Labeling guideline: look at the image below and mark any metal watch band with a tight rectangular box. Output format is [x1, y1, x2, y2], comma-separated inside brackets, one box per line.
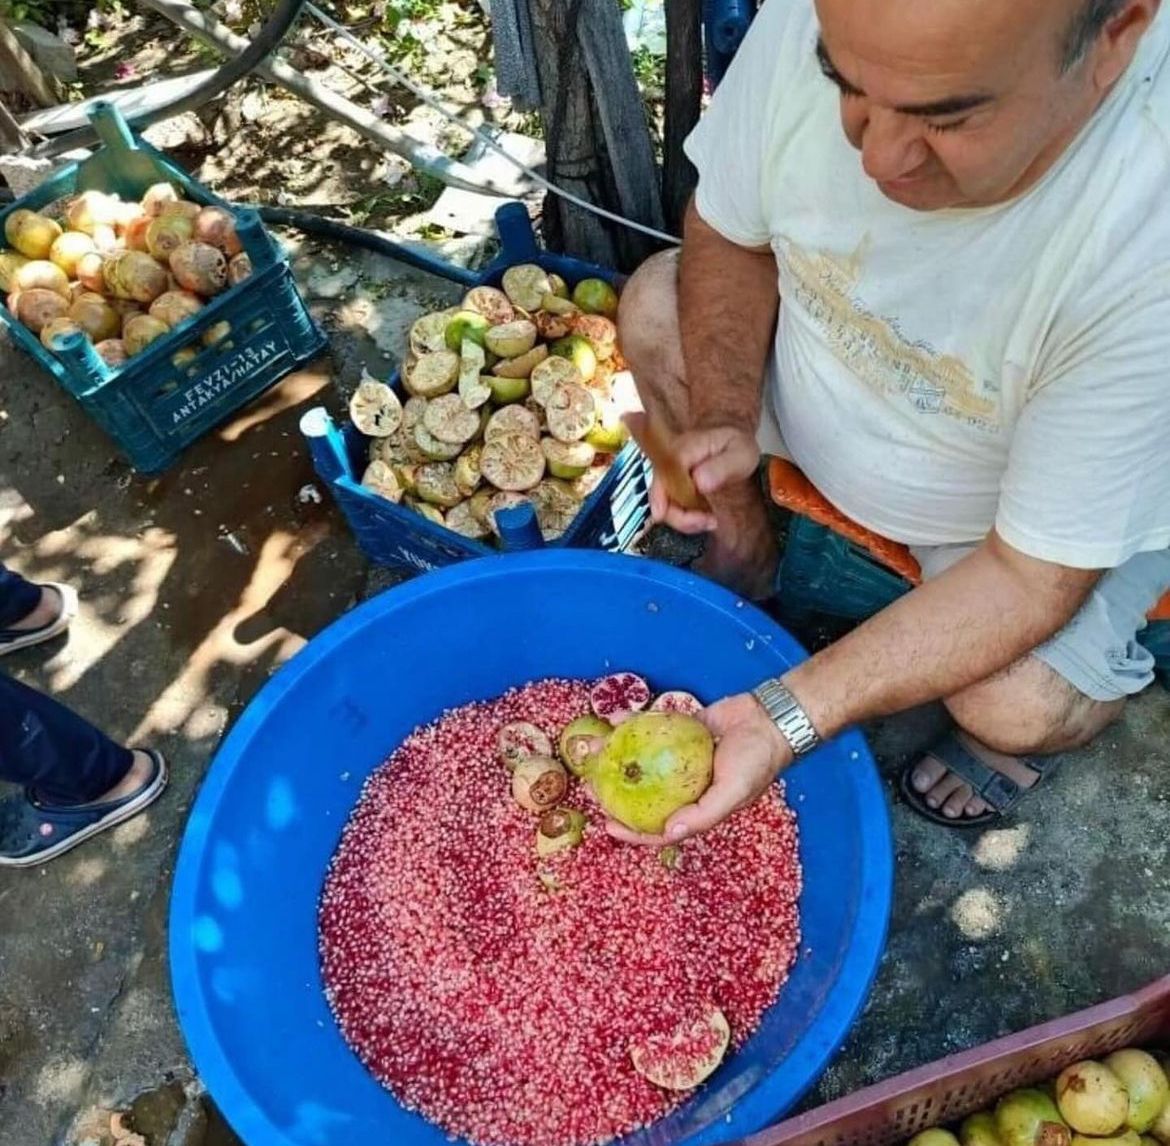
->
[752, 678, 821, 757]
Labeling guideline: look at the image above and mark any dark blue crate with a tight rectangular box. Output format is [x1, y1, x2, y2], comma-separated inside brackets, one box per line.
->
[303, 203, 651, 572]
[1140, 619, 1170, 680]
[0, 104, 326, 473]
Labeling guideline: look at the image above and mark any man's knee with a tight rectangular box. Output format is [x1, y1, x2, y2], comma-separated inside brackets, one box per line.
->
[617, 248, 681, 374]
[945, 656, 1123, 755]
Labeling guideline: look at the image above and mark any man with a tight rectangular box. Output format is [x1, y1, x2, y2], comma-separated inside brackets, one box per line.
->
[0, 564, 166, 866]
[615, 0, 1170, 838]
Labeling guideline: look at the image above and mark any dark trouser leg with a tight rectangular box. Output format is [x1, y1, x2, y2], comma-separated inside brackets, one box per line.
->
[0, 564, 40, 628]
[0, 673, 133, 805]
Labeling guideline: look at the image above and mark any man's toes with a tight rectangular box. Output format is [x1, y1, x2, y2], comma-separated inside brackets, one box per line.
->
[942, 784, 975, 819]
[964, 795, 989, 818]
[911, 757, 947, 794]
[923, 772, 966, 809]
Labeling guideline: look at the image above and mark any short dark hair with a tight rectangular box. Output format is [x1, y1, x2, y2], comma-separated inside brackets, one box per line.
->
[1061, 0, 1127, 69]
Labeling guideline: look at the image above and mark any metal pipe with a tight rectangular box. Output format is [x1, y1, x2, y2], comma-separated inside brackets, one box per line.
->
[131, 0, 512, 196]
[34, 0, 307, 156]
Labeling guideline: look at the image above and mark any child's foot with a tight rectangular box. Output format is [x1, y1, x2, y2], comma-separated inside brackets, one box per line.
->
[0, 749, 168, 867]
[0, 583, 78, 656]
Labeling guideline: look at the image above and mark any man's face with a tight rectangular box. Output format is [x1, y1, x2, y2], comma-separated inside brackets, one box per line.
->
[814, 0, 1144, 210]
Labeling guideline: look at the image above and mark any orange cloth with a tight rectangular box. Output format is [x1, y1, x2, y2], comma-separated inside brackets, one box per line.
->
[767, 458, 923, 584]
[766, 457, 1170, 621]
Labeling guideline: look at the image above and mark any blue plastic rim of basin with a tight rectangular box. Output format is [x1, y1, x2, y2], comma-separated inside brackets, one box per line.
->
[169, 550, 893, 1146]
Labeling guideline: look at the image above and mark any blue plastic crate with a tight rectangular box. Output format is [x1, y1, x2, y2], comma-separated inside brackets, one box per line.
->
[304, 203, 652, 572]
[0, 103, 326, 474]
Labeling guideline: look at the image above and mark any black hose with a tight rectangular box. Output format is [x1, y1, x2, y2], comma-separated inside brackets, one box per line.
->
[33, 0, 308, 159]
[255, 205, 482, 287]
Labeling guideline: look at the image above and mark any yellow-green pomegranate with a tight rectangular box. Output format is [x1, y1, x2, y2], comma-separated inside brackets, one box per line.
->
[589, 712, 713, 835]
[997, 1088, 1072, 1146]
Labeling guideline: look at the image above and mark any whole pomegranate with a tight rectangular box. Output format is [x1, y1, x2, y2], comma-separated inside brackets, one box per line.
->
[170, 242, 228, 296]
[193, 206, 242, 257]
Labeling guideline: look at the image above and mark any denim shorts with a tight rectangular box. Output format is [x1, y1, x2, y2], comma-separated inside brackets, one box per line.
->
[913, 544, 1170, 702]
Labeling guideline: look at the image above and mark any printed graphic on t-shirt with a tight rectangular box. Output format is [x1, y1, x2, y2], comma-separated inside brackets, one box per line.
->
[777, 239, 1001, 431]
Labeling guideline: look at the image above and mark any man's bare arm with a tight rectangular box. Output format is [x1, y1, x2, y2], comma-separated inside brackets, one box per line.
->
[677, 201, 779, 434]
[786, 533, 1102, 737]
[607, 535, 1104, 844]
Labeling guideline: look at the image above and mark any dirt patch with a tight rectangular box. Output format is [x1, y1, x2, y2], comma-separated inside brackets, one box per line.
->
[66, 1, 538, 237]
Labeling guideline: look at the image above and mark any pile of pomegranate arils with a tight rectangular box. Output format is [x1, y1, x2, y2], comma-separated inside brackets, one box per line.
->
[0, 183, 252, 370]
[319, 672, 803, 1146]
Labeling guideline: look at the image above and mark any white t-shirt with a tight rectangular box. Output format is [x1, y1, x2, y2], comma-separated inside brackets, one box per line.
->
[684, 0, 1170, 569]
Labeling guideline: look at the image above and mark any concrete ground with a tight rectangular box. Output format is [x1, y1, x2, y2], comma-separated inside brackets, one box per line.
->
[1, 239, 1168, 1146]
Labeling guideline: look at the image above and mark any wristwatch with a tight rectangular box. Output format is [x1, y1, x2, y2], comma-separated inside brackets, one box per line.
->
[751, 678, 821, 758]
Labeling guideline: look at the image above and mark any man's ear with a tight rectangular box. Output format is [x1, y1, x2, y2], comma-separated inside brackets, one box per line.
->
[1091, 0, 1160, 91]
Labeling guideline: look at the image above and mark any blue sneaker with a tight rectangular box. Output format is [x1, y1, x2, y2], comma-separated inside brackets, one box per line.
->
[0, 582, 77, 657]
[0, 749, 167, 867]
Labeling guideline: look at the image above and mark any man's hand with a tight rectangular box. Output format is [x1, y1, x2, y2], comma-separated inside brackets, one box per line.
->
[624, 412, 760, 535]
[604, 692, 793, 846]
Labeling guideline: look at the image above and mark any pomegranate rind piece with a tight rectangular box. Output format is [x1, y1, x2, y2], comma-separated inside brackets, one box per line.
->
[535, 806, 587, 857]
[414, 463, 463, 509]
[629, 1006, 731, 1091]
[446, 500, 490, 539]
[485, 404, 541, 442]
[349, 379, 403, 438]
[414, 421, 463, 462]
[361, 459, 403, 504]
[409, 307, 461, 357]
[423, 393, 481, 444]
[511, 755, 568, 812]
[590, 672, 651, 720]
[501, 263, 553, 311]
[407, 350, 460, 398]
[462, 285, 515, 325]
[458, 340, 492, 408]
[497, 721, 554, 770]
[491, 343, 549, 380]
[542, 437, 596, 479]
[649, 690, 703, 716]
[558, 713, 612, 776]
[530, 355, 584, 405]
[481, 432, 546, 492]
[545, 380, 597, 443]
[484, 319, 537, 359]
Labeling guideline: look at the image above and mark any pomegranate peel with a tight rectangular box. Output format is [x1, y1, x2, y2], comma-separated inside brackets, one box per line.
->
[535, 806, 586, 856]
[629, 1005, 730, 1090]
[558, 713, 612, 776]
[590, 671, 651, 721]
[511, 755, 568, 812]
[497, 721, 553, 770]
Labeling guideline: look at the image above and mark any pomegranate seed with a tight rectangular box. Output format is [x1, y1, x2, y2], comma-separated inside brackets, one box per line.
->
[319, 677, 802, 1146]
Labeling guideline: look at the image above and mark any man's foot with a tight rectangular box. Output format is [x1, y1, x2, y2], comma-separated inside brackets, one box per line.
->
[0, 749, 167, 867]
[0, 582, 78, 656]
[694, 533, 779, 600]
[904, 730, 1047, 823]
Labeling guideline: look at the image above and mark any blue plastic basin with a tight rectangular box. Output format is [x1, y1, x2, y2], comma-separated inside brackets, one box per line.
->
[170, 551, 892, 1146]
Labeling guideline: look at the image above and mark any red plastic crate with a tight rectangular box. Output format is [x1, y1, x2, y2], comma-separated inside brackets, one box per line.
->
[737, 976, 1170, 1146]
